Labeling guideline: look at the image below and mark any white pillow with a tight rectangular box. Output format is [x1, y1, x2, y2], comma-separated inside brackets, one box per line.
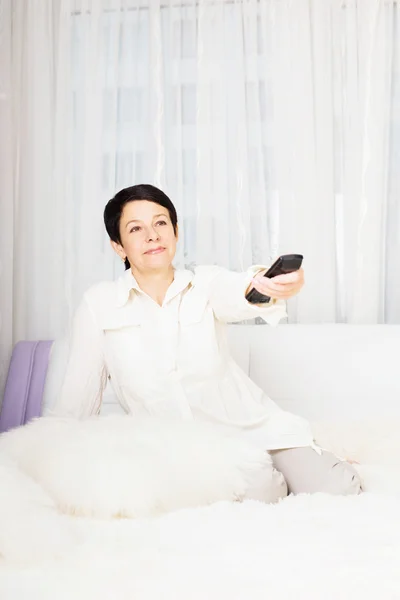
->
[0, 455, 77, 563]
[312, 419, 400, 466]
[42, 336, 126, 416]
[0, 416, 273, 519]
[41, 336, 70, 415]
[312, 419, 400, 494]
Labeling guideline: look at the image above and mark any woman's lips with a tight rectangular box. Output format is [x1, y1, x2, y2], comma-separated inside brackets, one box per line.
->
[145, 247, 165, 255]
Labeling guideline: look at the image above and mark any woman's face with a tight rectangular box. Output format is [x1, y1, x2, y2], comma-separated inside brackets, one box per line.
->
[112, 200, 178, 272]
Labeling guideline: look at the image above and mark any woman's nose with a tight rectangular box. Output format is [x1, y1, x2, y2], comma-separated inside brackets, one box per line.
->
[147, 228, 160, 242]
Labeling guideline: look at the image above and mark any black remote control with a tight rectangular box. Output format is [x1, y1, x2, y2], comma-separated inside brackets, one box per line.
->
[245, 254, 303, 304]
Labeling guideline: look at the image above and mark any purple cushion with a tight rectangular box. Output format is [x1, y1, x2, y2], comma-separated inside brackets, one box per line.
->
[0, 341, 53, 433]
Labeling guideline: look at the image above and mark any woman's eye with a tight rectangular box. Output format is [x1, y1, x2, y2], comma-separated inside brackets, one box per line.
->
[130, 226, 141, 233]
[156, 220, 167, 226]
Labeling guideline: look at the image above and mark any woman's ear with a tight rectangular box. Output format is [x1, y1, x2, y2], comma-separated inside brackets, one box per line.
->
[110, 239, 126, 261]
[175, 224, 179, 242]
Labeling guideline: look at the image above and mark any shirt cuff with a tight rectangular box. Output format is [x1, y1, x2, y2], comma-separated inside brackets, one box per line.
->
[244, 265, 287, 326]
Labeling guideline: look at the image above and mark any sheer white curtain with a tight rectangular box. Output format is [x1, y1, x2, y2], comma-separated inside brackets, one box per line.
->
[1, 0, 399, 399]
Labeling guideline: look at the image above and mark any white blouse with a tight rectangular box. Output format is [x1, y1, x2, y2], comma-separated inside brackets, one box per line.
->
[52, 265, 315, 451]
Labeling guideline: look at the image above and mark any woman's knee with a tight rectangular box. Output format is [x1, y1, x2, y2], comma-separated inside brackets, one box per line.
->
[245, 464, 288, 504]
[270, 446, 363, 496]
[328, 459, 362, 496]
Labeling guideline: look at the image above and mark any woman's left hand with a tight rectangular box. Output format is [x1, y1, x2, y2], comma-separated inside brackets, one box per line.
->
[251, 267, 305, 301]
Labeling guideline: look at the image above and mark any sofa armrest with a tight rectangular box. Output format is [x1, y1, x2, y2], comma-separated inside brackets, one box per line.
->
[0, 341, 53, 433]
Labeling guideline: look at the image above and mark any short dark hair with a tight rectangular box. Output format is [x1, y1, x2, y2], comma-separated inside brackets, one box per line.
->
[104, 184, 178, 270]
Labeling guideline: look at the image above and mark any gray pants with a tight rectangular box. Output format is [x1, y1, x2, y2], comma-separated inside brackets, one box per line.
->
[246, 446, 362, 504]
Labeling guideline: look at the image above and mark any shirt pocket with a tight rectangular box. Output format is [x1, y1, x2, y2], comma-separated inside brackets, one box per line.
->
[178, 292, 209, 326]
[98, 303, 143, 331]
[99, 307, 144, 382]
[178, 294, 221, 377]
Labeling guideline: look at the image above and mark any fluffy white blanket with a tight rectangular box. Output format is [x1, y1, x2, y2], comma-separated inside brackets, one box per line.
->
[0, 416, 399, 599]
[0, 494, 399, 600]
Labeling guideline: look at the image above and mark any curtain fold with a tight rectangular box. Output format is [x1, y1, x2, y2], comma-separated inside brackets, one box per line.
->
[0, 0, 14, 401]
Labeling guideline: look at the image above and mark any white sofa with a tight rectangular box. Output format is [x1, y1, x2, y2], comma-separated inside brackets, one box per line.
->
[39, 322, 400, 491]
[64, 323, 400, 422]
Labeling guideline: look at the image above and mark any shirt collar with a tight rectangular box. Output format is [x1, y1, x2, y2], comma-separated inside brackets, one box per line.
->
[115, 267, 195, 307]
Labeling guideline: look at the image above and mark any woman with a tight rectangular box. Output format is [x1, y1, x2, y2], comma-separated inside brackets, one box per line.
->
[52, 184, 362, 500]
